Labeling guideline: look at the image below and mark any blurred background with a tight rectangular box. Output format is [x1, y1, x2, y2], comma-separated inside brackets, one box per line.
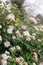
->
[23, 0, 43, 24]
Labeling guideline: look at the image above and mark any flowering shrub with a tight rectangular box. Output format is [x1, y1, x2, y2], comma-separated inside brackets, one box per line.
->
[0, 1, 43, 65]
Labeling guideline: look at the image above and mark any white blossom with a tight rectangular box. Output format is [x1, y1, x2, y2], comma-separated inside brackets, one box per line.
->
[23, 31, 31, 37]
[7, 25, 14, 34]
[33, 52, 38, 62]
[19, 62, 23, 65]
[21, 25, 27, 30]
[31, 35, 36, 40]
[7, 28, 13, 34]
[4, 41, 10, 47]
[1, 59, 7, 65]
[16, 30, 22, 37]
[2, 54, 9, 60]
[40, 28, 43, 32]
[32, 33, 36, 36]
[5, 51, 10, 55]
[29, 17, 37, 24]
[23, 62, 28, 65]
[38, 39, 41, 42]
[33, 63, 36, 65]
[26, 37, 31, 41]
[16, 57, 24, 63]
[16, 45, 21, 50]
[12, 36, 16, 40]
[6, 13, 15, 20]
[10, 47, 16, 52]
[9, 25, 14, 30]
[34, 26, 39, 31]
[40, 62, 43, 65]
[16, 30, 20, 35]
[0, 25, 2, 29]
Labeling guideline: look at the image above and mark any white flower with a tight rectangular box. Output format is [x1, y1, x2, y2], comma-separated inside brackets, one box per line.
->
[5, 51, 10, 55]
[10, 47, 15, 52]
[16, 30, 22, 37]
[37, 26, 42, 31]
[0, 25, 2, 29]
[7, 29, 13, 34]
[23, 31, 31, 37]
[9, 25, 14, 30]
[34, 26, 39, 31]
[31, 35, 36, 40]
[19, 62, 23, 65]
[7, 25, 14, 34]
[16, 30, 20, 35]
[12, 36, 16, 40]
[26, 37, 31, 41]
[41, 26, 43, 28]
[32, 33, 36, 36]
[16, 57, 21, 62]
[4, 41, 10, 47]
[29, 17, 37, 24]
[21, 25, 27, 30]
[40, 28, 43, 32]
[16, 45, 21, 50]
[16, 57, 24, 62]
[6, 13, 15, 20]
[2, 54, 9, 60]
[33, 52, 38, 62]
[7, 56, 12, 60]
[23, 62, 28, 65]
[38, 25, 43, 29]
[33, 63, 36, 65]
[1, 59, 7, 65]
[0, 35, 2, 41]
[38, 39, 41, 42]
[40, 62, 43, 65]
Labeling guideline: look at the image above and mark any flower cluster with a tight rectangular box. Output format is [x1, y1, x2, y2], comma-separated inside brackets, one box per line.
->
[0, 1, 43, 65]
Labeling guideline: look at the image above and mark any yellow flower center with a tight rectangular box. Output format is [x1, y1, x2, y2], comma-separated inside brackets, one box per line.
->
[13, 20, 19, 26]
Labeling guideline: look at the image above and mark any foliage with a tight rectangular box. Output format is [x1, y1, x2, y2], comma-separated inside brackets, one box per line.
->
[0, 1, 43, 65]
